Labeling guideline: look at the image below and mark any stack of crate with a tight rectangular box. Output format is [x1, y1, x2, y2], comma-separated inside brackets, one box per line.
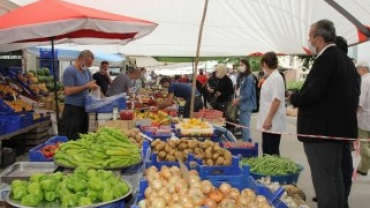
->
[12, 120, 52, 152]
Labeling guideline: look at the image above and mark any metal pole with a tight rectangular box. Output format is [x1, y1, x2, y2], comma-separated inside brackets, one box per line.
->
[324, 0, 370, 37]
[51, 37, 60, 134]
[190, 0, 210, 117]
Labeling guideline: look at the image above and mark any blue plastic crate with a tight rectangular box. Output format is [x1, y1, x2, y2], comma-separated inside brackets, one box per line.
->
[0, 120, 5, 135]
[131, 168, 277, 208]
[29, 136, 68, 162]
[39, 49, 58, 59]
[197, 155, 241, 178]
[248, 172, 286, 204]
[220, 142, 259, 157]
[144, 131, 171, 141]
[249, 164, 304, 185]
[0, 99, 14, 115]
[0, 115, 21, 134]
[85, 96, 126, 113]
[144, 153, 200, 170]
[20, 112, 33, 128]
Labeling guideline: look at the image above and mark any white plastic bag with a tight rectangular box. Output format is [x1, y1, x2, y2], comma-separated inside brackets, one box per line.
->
[85, 93, 125, 112]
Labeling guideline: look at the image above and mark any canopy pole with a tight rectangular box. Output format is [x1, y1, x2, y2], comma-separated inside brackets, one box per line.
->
[51, 37, 60, 134]
[190, 0, 209, 117]
[324, 0, 370, 37]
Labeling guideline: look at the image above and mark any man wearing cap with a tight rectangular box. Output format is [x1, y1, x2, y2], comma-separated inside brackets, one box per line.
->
[356, 61, 370, 176]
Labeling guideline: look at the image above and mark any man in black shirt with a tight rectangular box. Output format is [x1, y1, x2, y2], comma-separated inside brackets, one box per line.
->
[92, 61, 112, 96]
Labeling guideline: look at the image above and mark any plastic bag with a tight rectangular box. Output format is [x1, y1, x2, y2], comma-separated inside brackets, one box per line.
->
[90, 87, 101, 98]
[226, 102, 238, 122]
[85, 93, 125, 112]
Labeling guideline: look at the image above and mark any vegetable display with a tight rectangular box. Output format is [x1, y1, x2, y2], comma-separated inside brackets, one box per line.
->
[54, 127, 141, 169]
[40, 142, 61, 158]
[140, 166, 273, 208]
[151, 139, 233, 166]
[10, 166, 130, 207]
[242, 155, 299, 176]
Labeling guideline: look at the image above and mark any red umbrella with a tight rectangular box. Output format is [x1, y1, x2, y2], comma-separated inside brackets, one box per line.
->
[0, 0, 157, 45]
[0, 0, 157, 128]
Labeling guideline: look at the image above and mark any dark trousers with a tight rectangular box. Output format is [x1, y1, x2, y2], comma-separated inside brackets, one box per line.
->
[262, 132, 281, 156]
[341, 142, 353, 208]
[62, 104, 88, 140]
[304, 142, 344, 208]
[183, 97, 203, 118]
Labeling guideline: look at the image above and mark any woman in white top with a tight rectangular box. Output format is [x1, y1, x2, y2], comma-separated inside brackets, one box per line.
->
[257, 52, 287, 155]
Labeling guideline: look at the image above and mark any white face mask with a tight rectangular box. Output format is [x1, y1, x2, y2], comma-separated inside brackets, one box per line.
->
[308, 41, 317, 55]
[238, 66, 246, 73]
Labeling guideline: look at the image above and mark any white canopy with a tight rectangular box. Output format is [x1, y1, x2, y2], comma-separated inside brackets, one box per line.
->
[6, 0, 370, 57]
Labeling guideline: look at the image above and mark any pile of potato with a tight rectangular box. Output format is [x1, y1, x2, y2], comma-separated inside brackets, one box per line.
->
[151, 138, 233, 166]
[122, 128, 145, 148]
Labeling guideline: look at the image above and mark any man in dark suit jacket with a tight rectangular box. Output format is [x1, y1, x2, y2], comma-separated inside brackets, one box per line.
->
[290, 20, 359, 208]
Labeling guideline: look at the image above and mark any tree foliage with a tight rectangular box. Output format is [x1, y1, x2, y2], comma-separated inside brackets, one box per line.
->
[215, 56, 262, 72]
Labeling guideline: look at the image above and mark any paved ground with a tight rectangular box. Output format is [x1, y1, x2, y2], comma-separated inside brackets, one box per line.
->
[249, 113, 369, 208]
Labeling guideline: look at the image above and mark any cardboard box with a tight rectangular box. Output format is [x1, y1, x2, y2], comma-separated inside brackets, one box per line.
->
[97, 120, 135, 130]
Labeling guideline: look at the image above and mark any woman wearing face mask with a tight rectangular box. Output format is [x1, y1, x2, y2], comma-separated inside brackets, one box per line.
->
[207, 64, 234, 112]
[257, 52, 287, 156]
[232, 59, 257, 141]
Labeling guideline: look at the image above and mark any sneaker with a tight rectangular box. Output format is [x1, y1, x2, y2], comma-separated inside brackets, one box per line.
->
[357, 170, 368, 176]
[312, 196, 318, 202]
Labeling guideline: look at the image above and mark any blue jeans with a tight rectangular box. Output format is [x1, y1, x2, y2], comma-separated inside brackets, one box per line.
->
[239, 110, 252, 141]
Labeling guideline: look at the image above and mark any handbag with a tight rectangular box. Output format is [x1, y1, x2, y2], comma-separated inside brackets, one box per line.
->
[226, 102, 238, 122]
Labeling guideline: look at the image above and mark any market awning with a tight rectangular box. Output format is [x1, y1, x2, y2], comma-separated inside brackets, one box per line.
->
[26, 46, 126, 67]
[6, 0, 370, 57]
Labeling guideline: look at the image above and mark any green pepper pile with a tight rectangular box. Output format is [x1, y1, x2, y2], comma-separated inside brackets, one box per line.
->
[11, 166, 130, 207]
[242, 155, 299, 176]
[54, 127, 141, 169]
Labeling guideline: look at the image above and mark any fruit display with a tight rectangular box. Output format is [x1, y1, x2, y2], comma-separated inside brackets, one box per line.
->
[120, 110, 135, 120]
[40, 142, 62, 158]
[3, 99, 33, 112]
[54, 127, 142, 169]
[0, 84, 19, 96]
[175, 118, 214, 135]
[135, 110, 171, 126]
[9, 166, 131, 207]
[150, 139, 233, 166]
[140, 166, 273, 208]
[39, 92, 65, 112]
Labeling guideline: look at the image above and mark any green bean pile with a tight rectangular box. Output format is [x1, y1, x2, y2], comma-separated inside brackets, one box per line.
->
[242, 155, 299, 175]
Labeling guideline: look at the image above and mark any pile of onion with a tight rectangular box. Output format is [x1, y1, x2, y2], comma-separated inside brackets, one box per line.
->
[139, 165, 273, 208]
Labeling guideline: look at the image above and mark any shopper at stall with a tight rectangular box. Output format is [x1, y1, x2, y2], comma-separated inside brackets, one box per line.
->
[232, 59, 257, 141]
[106, 68, 141, 96]
[207, 64, 234, 112]
[289, 19, 359, 208]
[92, 61, 112, 96]
[157, 76, 203, 118]
[311, 35, 360, 206]
[196, 68, 208, 108]
[356, 61, 370, 176]
[257, 52, 287, 155]
[62, 50, 98, 140]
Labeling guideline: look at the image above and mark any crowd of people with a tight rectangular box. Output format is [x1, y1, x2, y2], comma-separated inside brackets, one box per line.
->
[59, 18, 370, 208]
